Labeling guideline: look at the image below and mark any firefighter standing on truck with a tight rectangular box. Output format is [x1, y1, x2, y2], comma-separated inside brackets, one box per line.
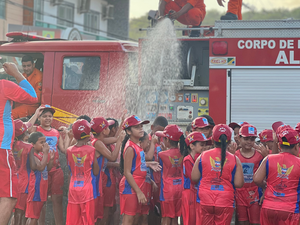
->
[12, 55, 42, 119]
[218, 0, 242, 20]
[157, 0, 206, 37]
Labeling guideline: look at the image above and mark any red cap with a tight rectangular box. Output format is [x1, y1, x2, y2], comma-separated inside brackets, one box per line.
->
[276, 124, 292, 139]
[185, 131, 208, 146]
[155, 124, 183, 141]
[40, 104, 55, 114]
[228, 121, 249, 129]
[14, 119, 29, 137]
[72, 119, 91, 140]
[259, 129, 273, 142]
[192, 117, 211, 129]
[278, 128, 300, 146]
[91, 117, 114, 134]
[272, 121, 284, 132]
[122, 115, 149, 130]
[239, 124, 257, 137]
[212, 124, 232, 142]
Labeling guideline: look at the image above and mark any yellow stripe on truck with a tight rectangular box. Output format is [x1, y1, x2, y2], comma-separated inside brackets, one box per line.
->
[52, 106, 78, 125]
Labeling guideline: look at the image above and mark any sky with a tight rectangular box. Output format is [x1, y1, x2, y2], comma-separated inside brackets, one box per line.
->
[129, 0, 300, 19]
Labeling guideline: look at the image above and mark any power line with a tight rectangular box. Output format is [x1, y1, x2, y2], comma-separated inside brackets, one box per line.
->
[3, 0, 136, 41]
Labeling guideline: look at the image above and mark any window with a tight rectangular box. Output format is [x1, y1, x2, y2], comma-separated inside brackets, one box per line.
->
[84, 11, 99, 33]
[62, 57, 101, 90]
[57, 3, 74, 27]
[0, 0, 6, 19]
[34, 0, 44, 21]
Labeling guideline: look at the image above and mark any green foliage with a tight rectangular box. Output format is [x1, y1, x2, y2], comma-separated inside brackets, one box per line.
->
[129, 7, 300, 41]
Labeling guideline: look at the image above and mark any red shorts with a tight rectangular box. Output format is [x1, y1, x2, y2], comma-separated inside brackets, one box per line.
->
[161, 198, 181, 218]
[103, 184, 116, 207]
[0, 149, 18, 198]
[48, 168, 64, 195]
[15, 193, 28, 211]
[66, 199, 95, 225]
[198, 205, 234, 225]
[120, 194, 149, 216]
[25, 201, 45, 219]
[236, 203, 260, 224]
[260, 208, 300, 225]
[94, 196, 104, 220]
[182, 190, 196, 225]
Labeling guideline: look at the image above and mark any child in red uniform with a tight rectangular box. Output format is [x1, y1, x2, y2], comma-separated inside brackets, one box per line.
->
[90, 117, 123, 224]
[191, 116, 215, 150]
[119, 115, 160, 225]
[259, 129, 274, 154]
[182, 131, 208, 225]
[235, 124, 265, 225]
[155, 124, 186, 225]
[66, 119, 100, 225]
[229, 122, 249, 150]
[191, 124, 244, 225]
[25, 132, 54, 225]
[13, 120, 33, 225]
[28, 105, 69, 225]
[254, 127, 300, 225]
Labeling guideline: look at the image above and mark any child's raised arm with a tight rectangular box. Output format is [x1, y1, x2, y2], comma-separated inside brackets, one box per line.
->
[58, 128, 70, 154]
[124, 147, 147, 204]
[145, 135, 158, 161]
[253, 157, 267, 188]
[31, 143, 49, 171]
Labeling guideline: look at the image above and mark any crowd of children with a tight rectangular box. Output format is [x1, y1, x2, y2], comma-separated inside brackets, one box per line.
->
[8, 104, 300, 225]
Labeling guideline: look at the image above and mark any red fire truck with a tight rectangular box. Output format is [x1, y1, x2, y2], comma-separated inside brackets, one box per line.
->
[1, 19, 300, 132]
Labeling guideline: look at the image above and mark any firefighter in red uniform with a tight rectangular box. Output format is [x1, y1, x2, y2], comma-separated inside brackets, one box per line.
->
[218, 0, 242, 20]
[12, 55, 42, 119]
[158, 0, 206, 37]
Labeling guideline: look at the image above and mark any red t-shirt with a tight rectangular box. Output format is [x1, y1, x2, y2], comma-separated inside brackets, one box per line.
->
[263, 152, 300, 213]
[36, 126, 60, 172]
[15, 141, 32, 193]
[13, 140, 30, 172]
[159, 148, 183, 202]
[235, 149, 264, 206]
[67, 145, 96, 204]
[183, 154, 197, 193]
[198, 148, 236, 207]
[27, 152, 48, 202]
[120, 140, 147, 195]
[164, 0, 205, 10]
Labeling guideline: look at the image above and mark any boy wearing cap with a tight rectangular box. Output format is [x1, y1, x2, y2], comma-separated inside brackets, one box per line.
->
[66, 119, 99, 225]
[259, 129, 274, 154]
[229, 122, 249, 149]
[254, 128, 300, 225]
[155, 124, 185, 225]
[28, 105, 70, 225]
[191, 117, 214, 150]
[235, 124, 264, 225]
[13, 120, 35, 225]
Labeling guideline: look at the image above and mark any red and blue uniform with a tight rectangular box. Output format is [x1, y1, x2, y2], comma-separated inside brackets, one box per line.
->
[66, 145, 96, 225]
[197, 148, 237, 225]
[260, 152, 300, 225]
[119, 140, 147, 216]
[0, 79, 37, 198]
[25, 152, 48, 219]
[159, 148, 183, 218]
[102, 144, 116, 207]
[14, 141, 32, 211]
[235, 149, 263, 224]
[91, 138, 107, 220]
[36, 126, 64, 196]
[182, 154, 197, 225]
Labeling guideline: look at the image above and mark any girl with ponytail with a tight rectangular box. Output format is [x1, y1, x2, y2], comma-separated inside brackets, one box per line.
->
[182, 132, 209, 225]
[191, 124, 244, 225]
[119, 115, 160, 225]
[155, 124, 186, 225]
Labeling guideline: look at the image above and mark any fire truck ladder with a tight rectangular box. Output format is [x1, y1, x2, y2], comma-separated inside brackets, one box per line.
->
[140, 19, 300, 38]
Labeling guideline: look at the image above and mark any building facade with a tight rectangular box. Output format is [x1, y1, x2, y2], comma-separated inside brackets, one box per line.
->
[0, 0, 129, 40]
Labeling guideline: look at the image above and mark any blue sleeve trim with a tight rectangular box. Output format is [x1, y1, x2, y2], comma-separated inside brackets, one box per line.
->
[19, 80, 37, 98]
